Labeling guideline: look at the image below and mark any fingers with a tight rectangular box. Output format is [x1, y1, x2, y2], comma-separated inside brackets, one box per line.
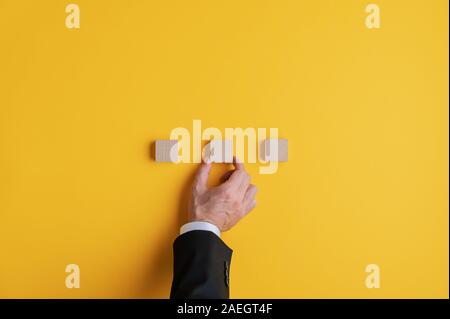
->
[243, 184, 257, 214]
[233, 156, 245, 171]
[219, 157, 245, 185]
[238, 171, 250, 195]
[246, 199, 257, 214]
[234, 158, 250, 195]
[219, 170, 234, 183]
[221, 167, 249, 195]
[218, 157, 252, 201]
[193, 162, 211, 194]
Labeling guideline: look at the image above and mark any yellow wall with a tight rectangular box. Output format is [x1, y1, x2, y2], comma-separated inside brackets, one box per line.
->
[0, 0, 448, 298]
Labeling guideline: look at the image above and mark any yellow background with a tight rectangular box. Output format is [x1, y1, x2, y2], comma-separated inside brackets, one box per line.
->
[0, 0, 448, 298]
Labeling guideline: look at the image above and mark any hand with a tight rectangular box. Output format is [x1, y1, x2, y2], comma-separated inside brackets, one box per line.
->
[188, 158, 257, 232]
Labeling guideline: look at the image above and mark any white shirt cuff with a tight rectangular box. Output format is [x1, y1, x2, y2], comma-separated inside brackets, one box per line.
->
[180, 221, 221, 238]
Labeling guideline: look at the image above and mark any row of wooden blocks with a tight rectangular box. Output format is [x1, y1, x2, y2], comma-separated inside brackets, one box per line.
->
[155, 139, 288, 163]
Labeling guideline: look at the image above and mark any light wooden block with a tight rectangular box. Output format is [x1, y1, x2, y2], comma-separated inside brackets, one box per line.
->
[202, 140, 233, 163]
[260, 139, 288, 162]
[155, 140, 178, 162]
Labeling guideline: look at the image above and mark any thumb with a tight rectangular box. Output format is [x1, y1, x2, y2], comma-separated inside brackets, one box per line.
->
[193, 162, 211, 194]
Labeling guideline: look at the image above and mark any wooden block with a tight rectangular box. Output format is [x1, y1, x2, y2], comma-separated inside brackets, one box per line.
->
[260, 139, 288, 162]
[202, 140, 233, 163]
[155, 140, 178, 162]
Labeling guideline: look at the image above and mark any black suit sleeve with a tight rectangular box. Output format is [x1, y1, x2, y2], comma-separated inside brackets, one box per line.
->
[170, 230, 232, 299]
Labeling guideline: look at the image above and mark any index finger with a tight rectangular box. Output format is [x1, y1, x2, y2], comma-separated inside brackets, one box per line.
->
[233, 156, 245, 171]
[219, 158, 248, 191]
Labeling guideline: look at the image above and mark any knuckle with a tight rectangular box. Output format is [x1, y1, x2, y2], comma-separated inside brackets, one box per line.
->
[235, 170, 245, 178]
[221, 189, 232, 200]
[232, 201, 243, 212]
[192, 184, 201, 194]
